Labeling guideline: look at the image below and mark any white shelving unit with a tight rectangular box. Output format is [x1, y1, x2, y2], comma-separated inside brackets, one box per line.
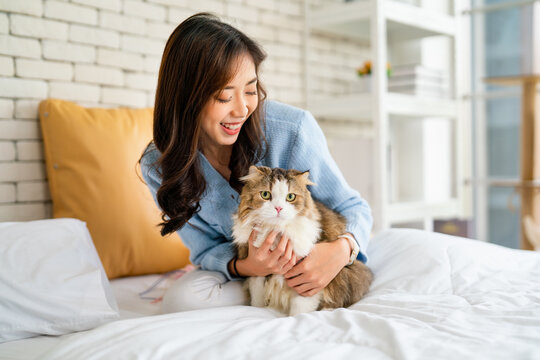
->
[303, 0, 468, 231]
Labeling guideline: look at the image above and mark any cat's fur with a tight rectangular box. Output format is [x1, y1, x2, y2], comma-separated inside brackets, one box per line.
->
[232, 165, 373, 316]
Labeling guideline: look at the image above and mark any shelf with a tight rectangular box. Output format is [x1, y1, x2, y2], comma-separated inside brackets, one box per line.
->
[387, 93, 456, 117]
[307, 93, 371, 121]
[308, 0, 456, 43]
[307, 92, 457, 120]
[388, 199, 460, 224]
[304, 0, 465, 231]
[319, 121, 374, 138]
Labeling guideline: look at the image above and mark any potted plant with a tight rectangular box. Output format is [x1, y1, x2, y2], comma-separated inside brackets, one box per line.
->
[354, 60, 392, 92]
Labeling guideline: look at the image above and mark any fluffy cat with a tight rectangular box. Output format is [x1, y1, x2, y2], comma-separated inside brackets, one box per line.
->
[232, 165, 373, 316]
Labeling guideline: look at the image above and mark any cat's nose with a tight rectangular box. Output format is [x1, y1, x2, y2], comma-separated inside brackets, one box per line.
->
[275, 206, 282, 214]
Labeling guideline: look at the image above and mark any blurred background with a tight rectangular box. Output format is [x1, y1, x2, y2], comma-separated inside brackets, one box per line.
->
[0, 0, 538, 250]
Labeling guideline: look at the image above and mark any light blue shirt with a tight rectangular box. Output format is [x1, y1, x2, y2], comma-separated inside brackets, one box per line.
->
[140, 100, 373, 280]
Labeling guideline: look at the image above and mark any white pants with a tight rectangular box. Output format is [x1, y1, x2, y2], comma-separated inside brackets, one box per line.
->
[161, 270, 248, 313]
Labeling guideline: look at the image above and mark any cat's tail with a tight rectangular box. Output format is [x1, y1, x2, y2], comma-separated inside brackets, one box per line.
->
[319, 261, 373, 310]
[523, 215, 540, 251]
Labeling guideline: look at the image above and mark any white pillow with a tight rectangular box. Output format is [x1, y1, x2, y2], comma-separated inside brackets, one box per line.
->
[0, 218, 120, 343]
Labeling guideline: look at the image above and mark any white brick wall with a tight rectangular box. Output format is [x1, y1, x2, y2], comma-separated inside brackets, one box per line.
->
[123, 0, 166, 21]
[101, 87, 146, 107]
[0, 142, 15, 161]
[0, 162, 47, 182]
[44, 1, 98, 25]
[15, 100, 40, 119]
[0, 184, 16, 203]
[0, 34, 41, 58]
[16, 59, 73, 81]
[0, 13, 8, 34]
[49, 81, 100, 102]
[0, 120, 41, 140]
[0, 203, 51, 221]
[0, 55, 13, 76]
[0, 0, 364, 221]
[69, 24, 120, 48]
[97, 48, 144, 71]
[17, 181, 51, 201]
[74, 64, 123, 86]
[0, 0, 43, 17]
[99, 12, 146, 35]
[0, 99, 13, 118]
[73, 0, 122, 12]
[16, 141, 44, 161]
[121, 34, 164, 55]
[0, 78, 48, 98]
[11, 14, 68, 41]
[43, 40, 96, 63]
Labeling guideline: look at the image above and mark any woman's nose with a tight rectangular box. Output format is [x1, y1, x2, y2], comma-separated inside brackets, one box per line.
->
[232, 96, 248, 118]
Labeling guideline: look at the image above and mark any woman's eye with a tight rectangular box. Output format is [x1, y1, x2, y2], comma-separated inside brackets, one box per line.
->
[260, 191, 271, 200]
[216, 98, 231, 104]
[286, 193, 296, 202]
[246, 91, 257, 96]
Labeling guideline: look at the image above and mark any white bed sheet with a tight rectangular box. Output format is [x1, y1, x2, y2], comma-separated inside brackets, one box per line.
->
[0, 273, 169, 359]
[1, 229, 539, 360]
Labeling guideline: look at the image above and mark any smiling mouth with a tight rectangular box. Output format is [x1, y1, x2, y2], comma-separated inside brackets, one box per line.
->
[220, 122, 242, 130]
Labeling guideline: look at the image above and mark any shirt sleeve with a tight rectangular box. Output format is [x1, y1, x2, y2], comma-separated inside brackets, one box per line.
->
[140, 150, 237, 280]
[287, 110, 373, 263]
[179, 215, 237, 280]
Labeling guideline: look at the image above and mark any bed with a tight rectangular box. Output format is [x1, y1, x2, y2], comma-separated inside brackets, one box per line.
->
[2, 224, 539, 360]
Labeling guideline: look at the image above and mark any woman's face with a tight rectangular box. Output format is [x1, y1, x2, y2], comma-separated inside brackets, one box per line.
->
[199, 54, 259, 150]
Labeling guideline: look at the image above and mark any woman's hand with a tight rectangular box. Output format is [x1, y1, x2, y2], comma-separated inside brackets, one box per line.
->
[284, 238, 350, 297]
[235, 229, 297, 277]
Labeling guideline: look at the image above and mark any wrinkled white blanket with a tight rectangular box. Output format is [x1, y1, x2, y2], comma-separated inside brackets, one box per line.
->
[2, 229, 540, 359]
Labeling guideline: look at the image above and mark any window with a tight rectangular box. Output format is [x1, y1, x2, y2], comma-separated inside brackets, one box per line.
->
[470, 0, 536, 247]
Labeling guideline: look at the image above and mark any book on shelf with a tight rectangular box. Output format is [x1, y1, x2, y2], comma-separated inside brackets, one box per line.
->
[390, 64, 447, 79]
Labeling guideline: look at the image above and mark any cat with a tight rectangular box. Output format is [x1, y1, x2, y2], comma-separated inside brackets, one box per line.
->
[232, 165, 373, 316]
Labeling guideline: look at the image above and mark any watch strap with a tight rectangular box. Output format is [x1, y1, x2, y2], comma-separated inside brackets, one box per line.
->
[338, 233, 359, 266]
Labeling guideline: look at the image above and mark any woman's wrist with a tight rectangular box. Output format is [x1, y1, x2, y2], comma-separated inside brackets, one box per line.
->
[228, 258, 236, 277]
[228, 257, 243, 278]
[228, 257, 255, 278]
[237, 257, 260, 277]
[335, 237, 352, 267]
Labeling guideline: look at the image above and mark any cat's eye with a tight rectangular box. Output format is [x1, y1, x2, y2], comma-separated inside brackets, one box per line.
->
[286, 193, 296, 202]
[260, 191, 271, 200]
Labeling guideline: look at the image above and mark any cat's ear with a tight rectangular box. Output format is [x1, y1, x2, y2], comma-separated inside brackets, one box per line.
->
[299, 170, 316, 186]
[239, 165, 265, 183]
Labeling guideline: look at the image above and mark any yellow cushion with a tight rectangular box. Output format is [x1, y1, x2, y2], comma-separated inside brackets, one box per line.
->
[39, 99, 190, 279]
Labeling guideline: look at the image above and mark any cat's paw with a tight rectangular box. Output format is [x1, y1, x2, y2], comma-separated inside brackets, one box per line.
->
[288, 293, 321, 316]
[289, 305, 312, 316]
[248, 277, 266, 307]
[251, 298, 265, 307]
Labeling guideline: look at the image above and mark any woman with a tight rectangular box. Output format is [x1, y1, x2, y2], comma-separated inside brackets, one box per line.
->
[139, 12, 373, 313]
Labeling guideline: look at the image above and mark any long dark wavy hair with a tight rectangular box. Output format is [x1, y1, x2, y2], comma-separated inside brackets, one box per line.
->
[138, 13, 267, 237]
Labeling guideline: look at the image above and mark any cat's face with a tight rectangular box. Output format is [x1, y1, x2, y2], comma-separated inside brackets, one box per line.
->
[237, 166, 315, 225]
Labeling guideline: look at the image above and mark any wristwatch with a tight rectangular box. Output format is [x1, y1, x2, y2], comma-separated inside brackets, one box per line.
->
[338, 233, 359, 266]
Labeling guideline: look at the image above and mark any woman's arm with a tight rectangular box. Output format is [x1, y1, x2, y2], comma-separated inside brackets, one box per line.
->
[287, 109, 373, 261]
[141, 151, 296, 280]
[285, 235, 352, 296]
[283, 110, 373, 295]
[140, 151, 237, 280]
